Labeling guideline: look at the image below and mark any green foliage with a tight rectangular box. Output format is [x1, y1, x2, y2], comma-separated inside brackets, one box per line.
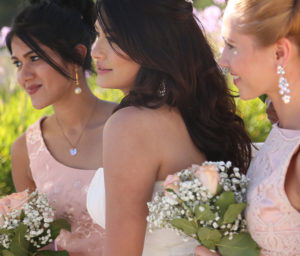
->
[218, 233, 260, 256]
[235, 97, 272, 142]
[170, 218, 198, 235]
[197, 227, 222, 250]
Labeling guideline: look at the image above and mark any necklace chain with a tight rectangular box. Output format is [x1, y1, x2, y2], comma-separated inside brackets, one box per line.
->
[55, 100, 97, 156]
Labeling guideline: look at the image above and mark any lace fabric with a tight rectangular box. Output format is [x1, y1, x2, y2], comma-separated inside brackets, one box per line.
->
[26, 117, 105, 255]
[246, 124, 300, 256]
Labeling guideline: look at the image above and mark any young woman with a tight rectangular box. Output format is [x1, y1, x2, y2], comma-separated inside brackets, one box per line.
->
[6, 0, 116, 254]
[196, 0, 300, 255]
[86, 0, 252, 255]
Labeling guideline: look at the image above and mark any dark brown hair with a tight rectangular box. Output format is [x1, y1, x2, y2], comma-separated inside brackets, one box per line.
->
[97, 0, 252, 173]
[6, 0, 96, 79]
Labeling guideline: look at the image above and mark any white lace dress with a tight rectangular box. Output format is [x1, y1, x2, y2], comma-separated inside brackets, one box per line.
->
[87, 168, 198, 256]
[246, 124, 300, 256]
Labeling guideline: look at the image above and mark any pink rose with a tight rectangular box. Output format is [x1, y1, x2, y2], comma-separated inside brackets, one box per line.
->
[0, 191, 29, 217]
[163, 174, 181, 204]
[164, 174, 180, 194]
[193, 164, 220, 196]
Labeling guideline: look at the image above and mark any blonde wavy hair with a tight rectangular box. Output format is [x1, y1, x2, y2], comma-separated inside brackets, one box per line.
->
[227, 0, 300, 48]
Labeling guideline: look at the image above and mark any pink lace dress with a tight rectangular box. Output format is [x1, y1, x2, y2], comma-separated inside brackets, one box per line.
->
[246, 124, 300, 256]
[26, 117, 104, 256]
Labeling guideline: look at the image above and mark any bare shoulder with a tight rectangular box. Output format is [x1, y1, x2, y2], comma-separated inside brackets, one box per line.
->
[104, 106, 168, 136]
[11, 133, 28, 162]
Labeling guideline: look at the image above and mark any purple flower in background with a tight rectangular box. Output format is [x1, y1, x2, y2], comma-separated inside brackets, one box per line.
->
[194, 6, 222, 33]
[213, 0, 226, 5]
[0, 26, 11, 48]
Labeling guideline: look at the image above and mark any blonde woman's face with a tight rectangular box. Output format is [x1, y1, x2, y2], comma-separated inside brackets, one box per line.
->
[219, 5, 279, 101]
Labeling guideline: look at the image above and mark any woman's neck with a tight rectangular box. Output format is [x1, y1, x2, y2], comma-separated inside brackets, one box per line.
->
[272, 95, 300, 130]
[52, 79, 98, 130]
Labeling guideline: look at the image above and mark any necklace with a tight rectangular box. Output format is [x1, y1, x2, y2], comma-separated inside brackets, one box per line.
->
[55, 100, 97, 156]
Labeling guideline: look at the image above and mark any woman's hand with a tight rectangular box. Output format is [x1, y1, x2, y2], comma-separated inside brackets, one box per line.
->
[195, 246, 221, 256]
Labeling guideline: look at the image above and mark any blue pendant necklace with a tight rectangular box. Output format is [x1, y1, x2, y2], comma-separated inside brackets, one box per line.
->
[55, 101, 97, 156]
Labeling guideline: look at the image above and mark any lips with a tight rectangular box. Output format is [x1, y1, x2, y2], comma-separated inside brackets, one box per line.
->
[26, 84, 42, 95]
[230, 74, 241, 85]
[97, 64, 112, 74]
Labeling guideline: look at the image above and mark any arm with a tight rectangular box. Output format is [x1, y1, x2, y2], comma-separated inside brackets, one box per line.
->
[103, 108, 161, 256]
[11, 134, 36, 192]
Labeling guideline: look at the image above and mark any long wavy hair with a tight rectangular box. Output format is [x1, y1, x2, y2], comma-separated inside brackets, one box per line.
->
[96, 0, 252, 173]
[6, 0, 96, 79]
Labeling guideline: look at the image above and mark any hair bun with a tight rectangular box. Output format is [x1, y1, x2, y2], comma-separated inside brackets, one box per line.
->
[27, 0, 95, 28]
[53, 0, 96, 27]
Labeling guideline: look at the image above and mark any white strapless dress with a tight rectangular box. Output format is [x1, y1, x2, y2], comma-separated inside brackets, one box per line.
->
[87, 168, 198, 256]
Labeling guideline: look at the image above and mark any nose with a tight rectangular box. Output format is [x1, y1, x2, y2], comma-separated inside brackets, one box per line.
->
[219, 49, 229, 68]
[91, 38, 106, 61]
[18, 63, 34, 87]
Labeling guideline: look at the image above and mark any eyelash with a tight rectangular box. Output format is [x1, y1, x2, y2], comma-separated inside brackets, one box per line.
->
[226, 42, 234, 49]
[12, 55, 40, 68]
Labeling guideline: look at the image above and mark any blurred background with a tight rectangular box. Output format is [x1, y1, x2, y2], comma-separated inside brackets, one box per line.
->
[0, 0, 271, 196]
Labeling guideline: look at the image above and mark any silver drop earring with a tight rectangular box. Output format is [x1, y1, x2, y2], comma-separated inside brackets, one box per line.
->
[277, 65, 290, 104]
[159, 80, 167, 97]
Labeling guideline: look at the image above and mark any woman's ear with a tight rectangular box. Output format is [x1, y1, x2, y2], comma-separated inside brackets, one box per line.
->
[275, 37, 292, 67]
[75, 44, 87, 63]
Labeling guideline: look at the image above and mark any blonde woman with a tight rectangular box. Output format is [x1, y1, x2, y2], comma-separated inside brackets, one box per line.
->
[196, 0, 300, 255]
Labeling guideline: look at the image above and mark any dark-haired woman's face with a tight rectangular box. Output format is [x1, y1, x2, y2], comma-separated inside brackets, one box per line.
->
[92, 22, 140, 94]
[11, 36, 74, 109]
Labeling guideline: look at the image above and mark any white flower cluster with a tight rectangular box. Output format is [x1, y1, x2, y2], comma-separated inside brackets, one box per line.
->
[0, 190, 55, 249]
[207, 161, 249, 203]
[147, 161, 249, 242]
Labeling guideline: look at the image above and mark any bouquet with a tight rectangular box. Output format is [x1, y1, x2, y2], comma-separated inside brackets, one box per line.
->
[0, 190, 71, 256]
[147, 161, 260, 256]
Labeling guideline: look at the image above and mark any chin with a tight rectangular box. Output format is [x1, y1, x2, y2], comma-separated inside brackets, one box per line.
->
[31, 101, 50, 110]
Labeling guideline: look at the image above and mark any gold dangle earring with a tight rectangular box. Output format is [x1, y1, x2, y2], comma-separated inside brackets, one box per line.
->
[74, 66, 82, 94]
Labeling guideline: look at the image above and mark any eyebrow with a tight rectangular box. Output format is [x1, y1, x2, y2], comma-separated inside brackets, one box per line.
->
[11, 50, 35, 60]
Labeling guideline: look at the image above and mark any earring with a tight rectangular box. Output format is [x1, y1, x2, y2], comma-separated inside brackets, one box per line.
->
[74, 66, 82, 94]
[159, 80, 167, 97]
[277, 65, 290, 104]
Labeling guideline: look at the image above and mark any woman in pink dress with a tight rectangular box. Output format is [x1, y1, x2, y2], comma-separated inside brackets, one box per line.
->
[6, 0, 116, 255]
[196, 0, 300, 255]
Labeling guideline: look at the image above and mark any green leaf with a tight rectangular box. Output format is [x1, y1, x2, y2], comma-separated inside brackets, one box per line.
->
[50, 219, 71, 240]
[195, 204, 215, 221]
[216, 184, 223, 195]
[218, 232, 260, 256]
[0, 228, 14, 236]
[2, 251, 15, 256]
[170, 218, 197, 235]
[20, 210, 25, 221]
[9, 223, 30, 255]
[197, 227, 222, 250]
[223, 203, 246, 224]
[38, 250, 70, 256]
[216, 191, 236, 216]
[259, 94, 268, 103]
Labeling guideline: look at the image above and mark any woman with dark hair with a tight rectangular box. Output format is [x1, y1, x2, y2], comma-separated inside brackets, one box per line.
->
[6, 0, 116, 254]
[86, 0, 252, 255]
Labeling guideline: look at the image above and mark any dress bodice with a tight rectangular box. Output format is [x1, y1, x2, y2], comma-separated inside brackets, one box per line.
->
[26, 117, 104, 256]
[246, 124, 300, 256]
[87, 168, 198, 256]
